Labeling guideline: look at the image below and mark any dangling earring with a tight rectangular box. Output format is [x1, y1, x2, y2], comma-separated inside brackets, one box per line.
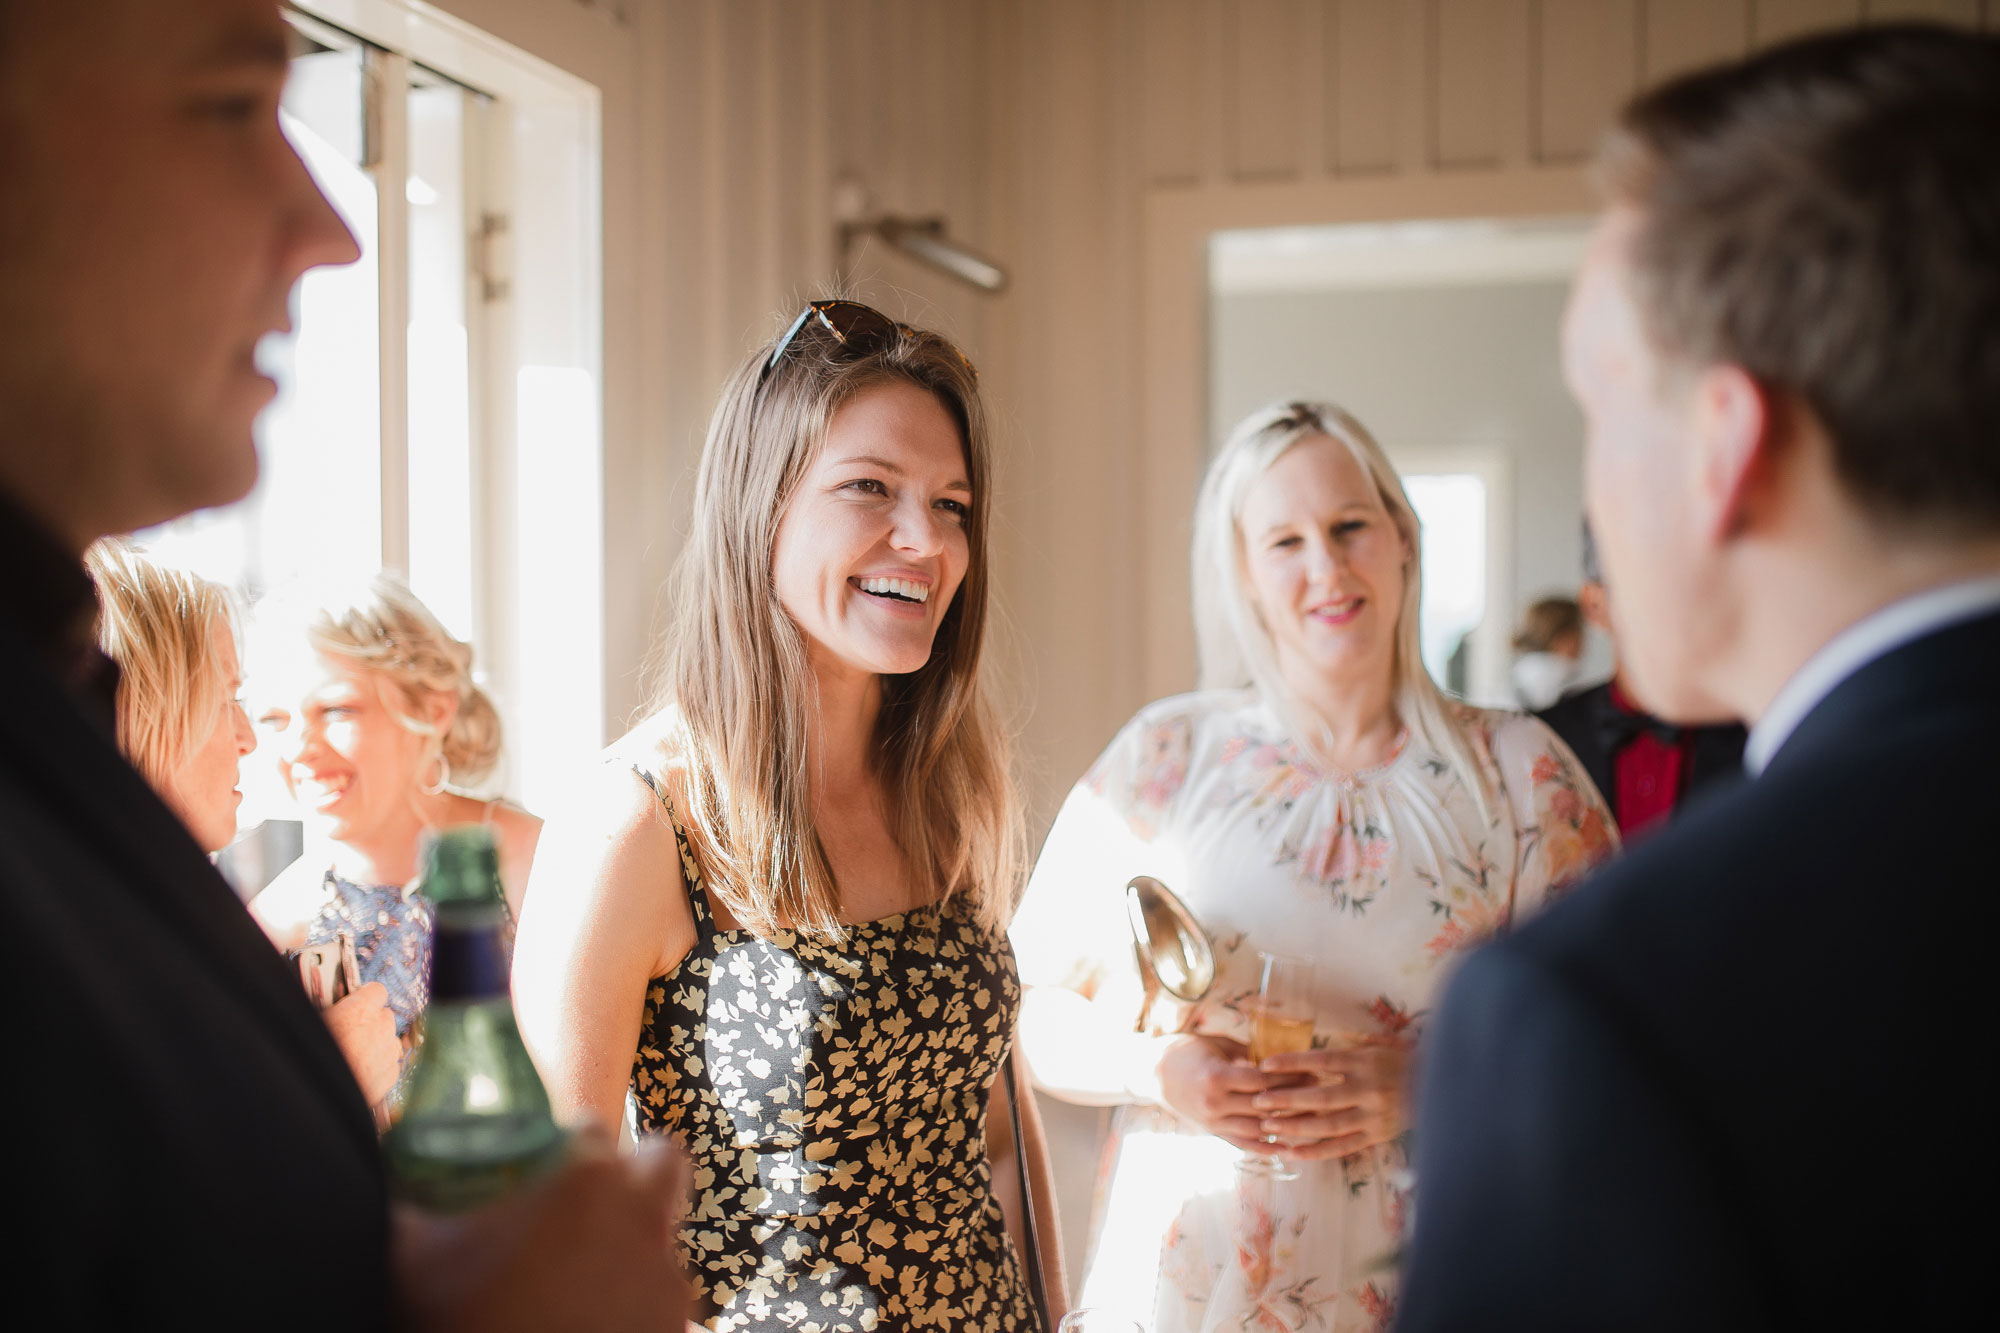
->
[420, 747, 451, 798]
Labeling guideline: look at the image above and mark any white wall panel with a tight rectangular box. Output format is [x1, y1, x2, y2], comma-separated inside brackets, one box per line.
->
[1331, 0, 1405, 172]
[1435, 0, 1507, 167]
[1538, 0, 1640, 161]
[1865, 0, 1981, 21]
[1644, 0, 1752, 83]
[1232, 0, 1305, 179]
[1755, 0, 1865, 43]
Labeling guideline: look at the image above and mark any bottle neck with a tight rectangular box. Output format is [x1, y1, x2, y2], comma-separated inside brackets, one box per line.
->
[429, 905, 510, 1003]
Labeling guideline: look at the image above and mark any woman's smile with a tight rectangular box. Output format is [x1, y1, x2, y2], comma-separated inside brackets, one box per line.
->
[852, 572, 934, 618]
[1307, 595, 1366, 627]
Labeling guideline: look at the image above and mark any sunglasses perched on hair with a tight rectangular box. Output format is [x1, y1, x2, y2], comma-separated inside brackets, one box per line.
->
[760, 299, 977, 385]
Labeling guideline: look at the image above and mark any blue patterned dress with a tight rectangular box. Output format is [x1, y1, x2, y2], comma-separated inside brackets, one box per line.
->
[304, 871, 433, 1037]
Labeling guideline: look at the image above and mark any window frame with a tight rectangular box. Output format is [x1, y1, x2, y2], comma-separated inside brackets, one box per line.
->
[285, 0, 605, 814]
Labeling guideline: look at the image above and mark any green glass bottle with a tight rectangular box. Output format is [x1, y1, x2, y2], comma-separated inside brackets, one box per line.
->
[382, 826, 565, 1212]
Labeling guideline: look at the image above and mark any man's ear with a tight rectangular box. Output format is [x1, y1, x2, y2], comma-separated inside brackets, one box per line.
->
[1690, 363, 1774, 545]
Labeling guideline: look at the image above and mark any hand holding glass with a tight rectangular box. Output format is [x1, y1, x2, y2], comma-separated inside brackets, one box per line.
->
[1244, 952, 1316, 1181]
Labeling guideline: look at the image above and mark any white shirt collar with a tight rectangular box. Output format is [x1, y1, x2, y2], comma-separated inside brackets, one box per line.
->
[1745, 572, 2000, 775]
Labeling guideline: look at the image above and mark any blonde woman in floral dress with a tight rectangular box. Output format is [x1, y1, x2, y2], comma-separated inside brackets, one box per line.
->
[1012, 401, 1615, 1333]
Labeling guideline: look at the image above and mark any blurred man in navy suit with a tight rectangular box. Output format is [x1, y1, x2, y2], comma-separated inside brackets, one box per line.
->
[1400, 24, 2000, 1331]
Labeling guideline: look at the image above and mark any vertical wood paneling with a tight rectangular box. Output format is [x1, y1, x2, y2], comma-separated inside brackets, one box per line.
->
[717, 4, 759, 330]
[1294, 0, 1328, 178]
[1435, 0, 1505, 167]
[771, 3, 808, 305]
[1397, 0, 1433, 170]
[1643, 0, 1751, 82]
[827, 0, 874, 206]
[1537, 0, 1639, 162]
[1232, 0, 1303, 179]
[1331, 0, 1402, 173]
[799, 1, 833, 288]
[695, 1, 730, 392]
[1754, 0, 1864, 43]
[1141, 0, 1205, 184]
[1004, 0, 1135, 813]
[1865, 0, 1980, 21]
[1494, 0, 1533, 167]
[748, 0, 783, 318]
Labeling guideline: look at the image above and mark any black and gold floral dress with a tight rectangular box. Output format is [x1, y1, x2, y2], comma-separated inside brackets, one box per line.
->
[629, 769, 1038, 1333]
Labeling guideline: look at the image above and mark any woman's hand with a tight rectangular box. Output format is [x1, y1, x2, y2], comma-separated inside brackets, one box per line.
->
[1154, 1034, 1292, 1154]
[1250, 1042, 1411, 1161]
[324, 982, 400, 1106]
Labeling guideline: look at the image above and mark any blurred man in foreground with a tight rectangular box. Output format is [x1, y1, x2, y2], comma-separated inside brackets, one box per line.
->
[1401, 24, 1999, 1331]
[0, 2, 686, 1326]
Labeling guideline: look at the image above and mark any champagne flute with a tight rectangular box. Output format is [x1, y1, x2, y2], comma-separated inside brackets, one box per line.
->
[1244, 951, 1316, 1182]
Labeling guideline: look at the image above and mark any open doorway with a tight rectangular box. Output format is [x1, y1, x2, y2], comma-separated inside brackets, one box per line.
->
[1207, 214, 1609, 706]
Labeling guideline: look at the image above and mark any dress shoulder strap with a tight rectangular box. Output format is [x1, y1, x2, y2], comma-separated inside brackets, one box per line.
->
[627, 761, 715, 931]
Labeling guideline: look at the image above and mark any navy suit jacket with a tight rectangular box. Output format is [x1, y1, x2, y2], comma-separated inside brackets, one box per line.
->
[1397, 610, 1997, 1330]
[0, 612, 388, 1327]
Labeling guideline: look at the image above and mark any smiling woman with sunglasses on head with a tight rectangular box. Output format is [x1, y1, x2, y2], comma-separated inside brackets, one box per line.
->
[513, 302, 1064, 1331]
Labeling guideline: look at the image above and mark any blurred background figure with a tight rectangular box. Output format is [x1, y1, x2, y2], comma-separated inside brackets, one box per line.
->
[1508, 595, 1585, 709]
[249, 572, 540, 1049]
[85, 538, 401, 1107]
[1536, 525, 1744, 840]
[1012, 400, 1613, 1333]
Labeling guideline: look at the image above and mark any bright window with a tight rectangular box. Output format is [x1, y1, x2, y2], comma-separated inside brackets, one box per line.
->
[1404, 474, 1489, 699]
[136, 3, 604, 893]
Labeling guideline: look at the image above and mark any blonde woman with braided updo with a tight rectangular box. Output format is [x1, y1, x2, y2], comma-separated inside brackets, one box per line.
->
[248, 572, 540, 1045]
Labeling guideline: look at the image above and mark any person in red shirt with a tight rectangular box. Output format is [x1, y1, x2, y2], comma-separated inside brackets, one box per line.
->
[1536, 525, 1745, 838]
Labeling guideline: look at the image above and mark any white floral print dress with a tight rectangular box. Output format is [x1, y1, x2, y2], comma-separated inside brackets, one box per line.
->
[1011, 689, 1615, 1333]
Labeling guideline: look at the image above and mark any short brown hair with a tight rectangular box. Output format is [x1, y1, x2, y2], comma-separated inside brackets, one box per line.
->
[1514, 597, 1584, 655]
[1598, 24, 2000, 535]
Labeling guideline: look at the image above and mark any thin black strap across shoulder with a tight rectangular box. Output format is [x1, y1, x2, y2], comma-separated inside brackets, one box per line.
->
[628, 762, 714, 932]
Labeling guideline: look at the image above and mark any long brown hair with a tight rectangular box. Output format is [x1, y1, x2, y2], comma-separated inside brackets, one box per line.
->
[644, 314, 1020, 941]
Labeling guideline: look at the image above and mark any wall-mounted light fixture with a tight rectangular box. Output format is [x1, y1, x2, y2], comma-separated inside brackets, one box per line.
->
[842, 216, 1009, 294]
[834, 177, 1008, 294]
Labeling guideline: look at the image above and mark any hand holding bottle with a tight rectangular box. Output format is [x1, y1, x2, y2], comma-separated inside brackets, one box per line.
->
[393, 1128, 692, 1332]
[386, 828, 692, 1328]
